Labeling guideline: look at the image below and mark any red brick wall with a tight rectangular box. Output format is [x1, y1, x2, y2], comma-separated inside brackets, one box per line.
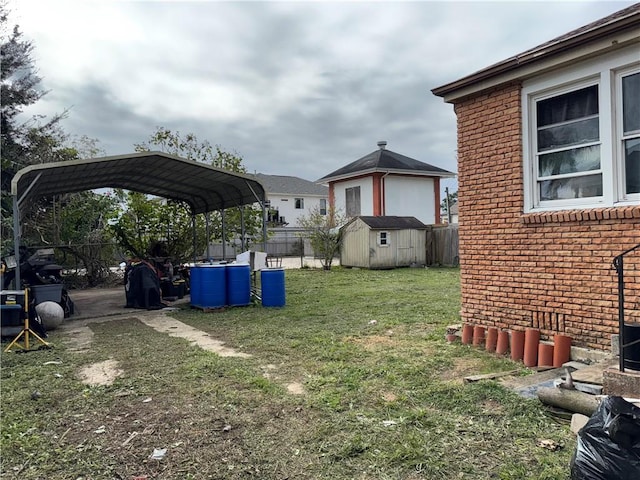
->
[454, 82, 640, 350]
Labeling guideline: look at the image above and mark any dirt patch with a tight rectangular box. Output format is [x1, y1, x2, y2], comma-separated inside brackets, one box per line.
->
[78, 358, 123, 386]
[439, 357, 479, 384]
[481, 399, 505, 415]
[137, 314, 251, 358]
[381, 391, 398, 402]
[286, 382, 305, 395]
[63, 326, 95, 353]
[260, 364, 278, 379]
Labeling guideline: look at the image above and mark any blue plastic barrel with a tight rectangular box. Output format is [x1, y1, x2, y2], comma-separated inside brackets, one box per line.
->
[226, 263, 251, 306]
[261, 268, 285, 307]
[200, 264, 226, 308]
[189, 265, 203, 307]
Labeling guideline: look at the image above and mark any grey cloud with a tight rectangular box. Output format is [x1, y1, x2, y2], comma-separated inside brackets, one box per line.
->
[13, 0, 636, 195]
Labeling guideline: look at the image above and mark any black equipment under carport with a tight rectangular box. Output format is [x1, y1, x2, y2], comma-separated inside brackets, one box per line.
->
[124, 261, 165, 310]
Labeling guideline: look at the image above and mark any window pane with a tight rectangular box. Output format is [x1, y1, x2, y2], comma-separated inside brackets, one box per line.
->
[625, 138, 640, 194]
[538, 145, 600, 177]
[623, 72, 640, 133]
[539, 174, 602, 200]
[537, 85, 598, 127]
[346, 187, 361, 216]
[538, 117, 599, 151]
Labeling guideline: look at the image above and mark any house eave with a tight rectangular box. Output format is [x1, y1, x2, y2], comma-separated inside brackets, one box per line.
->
[432, 14, 640, 103]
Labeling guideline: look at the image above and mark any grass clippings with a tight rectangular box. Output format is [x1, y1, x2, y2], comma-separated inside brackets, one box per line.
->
[1, 267, 574, 479]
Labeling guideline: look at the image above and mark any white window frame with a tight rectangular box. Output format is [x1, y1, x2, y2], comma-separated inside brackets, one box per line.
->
[319, 198, 327, 216]
[378, 231, 390, 247]
[616, 66, 640, 203]
[522, 45, 639, 212]
[294, 198, 304, 209]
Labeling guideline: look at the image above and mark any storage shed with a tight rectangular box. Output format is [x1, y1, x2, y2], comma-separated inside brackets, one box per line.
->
[340, 216, 427, 269]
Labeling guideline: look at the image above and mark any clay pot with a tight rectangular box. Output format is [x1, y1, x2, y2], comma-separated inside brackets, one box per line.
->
[446, 334, 459, 343]
[496, 330, 509, 355]
[485, 327, 498, 352]
[510, 330, 525, 362]
[553, 334, 572, 367]
[462, 324, 474, 345]
[472, 325, 486, 346]
[523, 328, 540, 367]
[538, 343, 554, 367]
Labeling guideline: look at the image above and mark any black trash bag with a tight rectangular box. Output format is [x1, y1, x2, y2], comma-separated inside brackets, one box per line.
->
[571, 396, 640, 480]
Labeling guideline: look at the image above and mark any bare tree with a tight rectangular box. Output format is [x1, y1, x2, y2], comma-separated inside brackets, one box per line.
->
[298, 206, 346, 270]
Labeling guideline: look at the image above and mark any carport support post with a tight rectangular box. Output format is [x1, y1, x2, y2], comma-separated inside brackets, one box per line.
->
[192, 214, 197, 264]
[262, 199, 267, 252]
[205, 212, 211, 262]
[221, 209, 226, 261]
[240, 207, 245, 252]
[12, 194, 21, 288]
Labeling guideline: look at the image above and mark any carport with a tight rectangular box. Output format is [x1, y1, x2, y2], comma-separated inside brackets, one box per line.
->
[10, 151, 267, 287]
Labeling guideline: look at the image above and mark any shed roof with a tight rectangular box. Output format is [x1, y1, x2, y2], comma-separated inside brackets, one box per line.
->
[11, 151, 266, 216]
[432, 3, 640, 102]
[346, 216, 428, 230]
[318, 145, 454, 184]
[253, 173, 328, 196]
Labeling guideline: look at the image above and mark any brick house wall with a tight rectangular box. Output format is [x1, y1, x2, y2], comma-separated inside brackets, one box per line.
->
[454, 82, 640, 350]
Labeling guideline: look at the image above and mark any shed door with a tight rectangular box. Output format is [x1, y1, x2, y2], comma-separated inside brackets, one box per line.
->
[396, 230, 416, 266]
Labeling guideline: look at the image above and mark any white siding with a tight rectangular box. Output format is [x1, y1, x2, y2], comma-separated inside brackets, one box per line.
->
[334, 178, 373, 218]
[340, 218, 371, 268]
[267, 194, 327, 227]
[384, 176, 436, 224]
[368, 230, 395, 268]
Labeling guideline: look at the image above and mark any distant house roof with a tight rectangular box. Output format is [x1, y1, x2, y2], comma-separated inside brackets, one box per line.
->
[253, 173, 328, 196]
[345, 216, 428, 230]
[317, 143, 455, 183]
[432, 3, 640, 102]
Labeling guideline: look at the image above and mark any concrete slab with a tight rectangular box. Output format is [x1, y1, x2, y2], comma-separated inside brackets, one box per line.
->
[571, 359, 618, 386]
[603, 366, 640, 397]
[67, 287, 189, 322]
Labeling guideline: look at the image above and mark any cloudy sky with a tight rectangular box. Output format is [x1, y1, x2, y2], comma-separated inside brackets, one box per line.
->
[8, 0, 636, 193]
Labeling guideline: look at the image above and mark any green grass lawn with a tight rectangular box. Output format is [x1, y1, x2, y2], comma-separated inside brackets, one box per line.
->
[1, 267, 575, 479]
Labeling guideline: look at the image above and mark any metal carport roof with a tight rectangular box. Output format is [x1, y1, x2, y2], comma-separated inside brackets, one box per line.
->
[11, 151, 266, 215]
[9, 151, 267, 287]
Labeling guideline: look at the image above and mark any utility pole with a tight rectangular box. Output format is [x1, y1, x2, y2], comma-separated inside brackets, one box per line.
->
[445, 187, 452, 225]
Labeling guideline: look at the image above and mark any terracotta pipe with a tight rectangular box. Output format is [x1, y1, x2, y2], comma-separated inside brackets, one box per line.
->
[472, 325, 486, 346]
[485, 327, 498, 352]
[538, 343, 554, 367]
[462, 324, 474, 345]
[496, 330, 509, 355]
[510, 330, 525, 362]
[553, 334, 572, 367]
[523, 328, 540, 367]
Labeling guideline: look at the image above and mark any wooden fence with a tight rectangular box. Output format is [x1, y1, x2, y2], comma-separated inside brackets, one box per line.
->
[426, 224, 459, 267]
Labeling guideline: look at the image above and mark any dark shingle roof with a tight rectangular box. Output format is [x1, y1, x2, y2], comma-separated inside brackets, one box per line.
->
[253, 173, 328, 196]
[351, 216, 427, 230]
[318, 147, 454, 183]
